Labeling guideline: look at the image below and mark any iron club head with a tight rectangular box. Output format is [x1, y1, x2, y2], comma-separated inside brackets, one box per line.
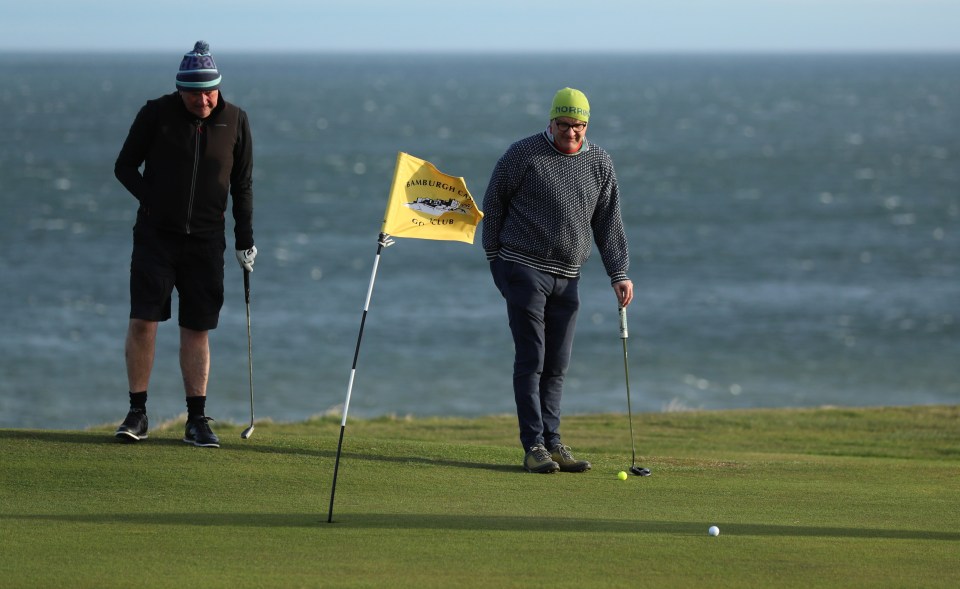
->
[240, 425, 254, 439]
[630, 466, 651, 477]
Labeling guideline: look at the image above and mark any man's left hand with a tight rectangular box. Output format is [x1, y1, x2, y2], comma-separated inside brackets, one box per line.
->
[613, 280, 634, 307]
[236, 246, 258, 272]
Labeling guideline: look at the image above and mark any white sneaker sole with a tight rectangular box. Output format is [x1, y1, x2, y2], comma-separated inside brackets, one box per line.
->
[115, 431, 147, 442]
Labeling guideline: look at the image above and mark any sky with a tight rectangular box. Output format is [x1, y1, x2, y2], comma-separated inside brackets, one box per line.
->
[2, 0, 958, 53]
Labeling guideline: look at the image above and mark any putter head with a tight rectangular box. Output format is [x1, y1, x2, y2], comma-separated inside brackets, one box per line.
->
[630, 466, 651, 477]
[240, 425, 254, 439]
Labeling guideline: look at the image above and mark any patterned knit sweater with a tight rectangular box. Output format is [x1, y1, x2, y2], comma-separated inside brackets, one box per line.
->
[481, 132, 630, 284]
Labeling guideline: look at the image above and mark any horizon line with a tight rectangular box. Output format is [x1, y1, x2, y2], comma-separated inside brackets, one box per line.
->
[1, 48, 959, 56]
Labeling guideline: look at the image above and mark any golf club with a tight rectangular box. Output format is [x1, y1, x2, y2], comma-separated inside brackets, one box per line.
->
[241, 269, 255, 439]
[619, 306, 650, 476]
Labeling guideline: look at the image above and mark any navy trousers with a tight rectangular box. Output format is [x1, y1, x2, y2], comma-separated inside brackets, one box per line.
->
[491, 259, 580, 450]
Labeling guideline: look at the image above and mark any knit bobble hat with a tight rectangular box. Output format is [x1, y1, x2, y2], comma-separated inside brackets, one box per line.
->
[550, 87, 590, 122]
[176, 41, 221, 92]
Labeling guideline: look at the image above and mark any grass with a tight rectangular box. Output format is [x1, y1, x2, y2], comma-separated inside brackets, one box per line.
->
[1, 405, 959, 588]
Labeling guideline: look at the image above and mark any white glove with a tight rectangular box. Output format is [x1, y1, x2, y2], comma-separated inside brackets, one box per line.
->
[236, 245, 257, 272]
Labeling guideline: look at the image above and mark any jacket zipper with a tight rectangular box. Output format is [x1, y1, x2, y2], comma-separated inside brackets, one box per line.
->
[185, 119, 203, 234]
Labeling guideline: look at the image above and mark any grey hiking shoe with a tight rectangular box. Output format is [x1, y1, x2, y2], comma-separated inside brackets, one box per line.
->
[524, 443, 560, 474]
[183, 416, 220, 448]
[550, 443, 592, 472]
[115, 409, 148, 442]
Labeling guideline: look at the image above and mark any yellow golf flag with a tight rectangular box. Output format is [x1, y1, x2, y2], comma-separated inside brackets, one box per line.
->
[381, 152, 483, 243]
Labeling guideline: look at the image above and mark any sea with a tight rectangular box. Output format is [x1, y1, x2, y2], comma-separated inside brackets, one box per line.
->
[1, 52, 957, 430]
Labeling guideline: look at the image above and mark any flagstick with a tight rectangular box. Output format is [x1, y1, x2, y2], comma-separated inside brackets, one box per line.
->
[328, 232, 394, 523]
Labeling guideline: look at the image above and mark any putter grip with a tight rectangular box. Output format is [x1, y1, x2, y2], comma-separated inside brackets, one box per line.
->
[619, 306, 628, 339]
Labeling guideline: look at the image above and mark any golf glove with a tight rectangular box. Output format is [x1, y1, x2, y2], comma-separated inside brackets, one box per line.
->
[236, 245, 258, 272]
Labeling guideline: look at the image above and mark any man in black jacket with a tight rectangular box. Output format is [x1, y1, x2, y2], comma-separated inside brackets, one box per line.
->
[113, 41, 257, 448]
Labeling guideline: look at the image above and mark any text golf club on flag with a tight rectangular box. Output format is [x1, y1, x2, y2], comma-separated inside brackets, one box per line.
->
[381, 152, 483, 243]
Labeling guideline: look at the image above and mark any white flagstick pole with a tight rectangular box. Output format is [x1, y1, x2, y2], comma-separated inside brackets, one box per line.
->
[327, 232, 394, 523]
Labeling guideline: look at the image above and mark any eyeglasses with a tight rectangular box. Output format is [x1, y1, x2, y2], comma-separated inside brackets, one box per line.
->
[554, 120, 587, 133]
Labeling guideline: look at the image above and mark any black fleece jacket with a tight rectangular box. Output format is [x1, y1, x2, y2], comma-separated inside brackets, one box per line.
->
[115, 92, 254, 250]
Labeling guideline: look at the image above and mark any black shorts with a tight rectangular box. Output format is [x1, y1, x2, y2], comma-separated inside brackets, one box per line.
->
[129, 224, 225, 331]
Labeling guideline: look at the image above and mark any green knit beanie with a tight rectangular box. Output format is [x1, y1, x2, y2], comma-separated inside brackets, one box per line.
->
[550, 87, 590, 122]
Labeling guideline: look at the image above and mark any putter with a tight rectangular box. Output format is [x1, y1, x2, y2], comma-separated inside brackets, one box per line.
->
[619, 306, 650, 476]
[241, 269, 255, 439]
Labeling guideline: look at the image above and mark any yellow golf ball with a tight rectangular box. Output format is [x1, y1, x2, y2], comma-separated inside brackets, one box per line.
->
[617, 471, 628, 480]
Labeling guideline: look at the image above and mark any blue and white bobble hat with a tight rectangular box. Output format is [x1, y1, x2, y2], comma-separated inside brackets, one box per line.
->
[176, 41, 221, 92]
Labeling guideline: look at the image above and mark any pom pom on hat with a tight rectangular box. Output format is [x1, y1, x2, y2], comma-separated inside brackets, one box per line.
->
[550, 87, 590, 122]
[176, 40, 221, 92]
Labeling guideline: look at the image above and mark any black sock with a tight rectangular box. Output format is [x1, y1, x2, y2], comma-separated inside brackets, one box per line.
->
[186, 396, 206, 420]
[129, 391, 147, 412]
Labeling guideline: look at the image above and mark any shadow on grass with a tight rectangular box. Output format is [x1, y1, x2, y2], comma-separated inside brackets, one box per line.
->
[3, 511, 958, 541]
[0, 429, 519, 474]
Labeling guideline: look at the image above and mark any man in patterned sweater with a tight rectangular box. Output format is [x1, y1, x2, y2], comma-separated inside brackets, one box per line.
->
[482, 87, 634, 474]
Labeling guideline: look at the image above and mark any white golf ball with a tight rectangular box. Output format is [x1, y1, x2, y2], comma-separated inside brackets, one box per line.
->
[708, 526, 720, 536]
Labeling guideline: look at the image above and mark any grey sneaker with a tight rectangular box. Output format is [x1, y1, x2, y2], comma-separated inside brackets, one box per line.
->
[524, 444, 560, 474]
[115, 410, 148, 442]
[550, 443, 592, 472]
[183, 416, 220, 448]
